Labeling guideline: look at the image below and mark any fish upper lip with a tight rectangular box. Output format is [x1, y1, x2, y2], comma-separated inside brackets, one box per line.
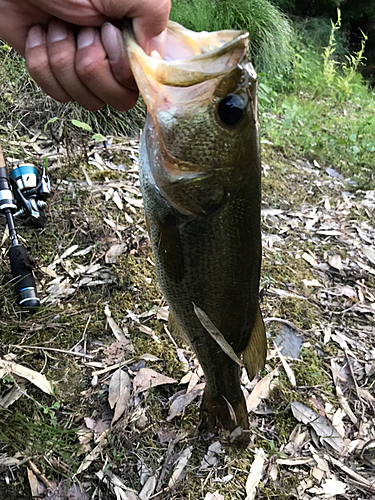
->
[123, 21, 250, 88]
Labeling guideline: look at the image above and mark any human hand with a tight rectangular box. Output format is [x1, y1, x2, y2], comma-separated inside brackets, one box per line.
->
[0, 0, 170, 111]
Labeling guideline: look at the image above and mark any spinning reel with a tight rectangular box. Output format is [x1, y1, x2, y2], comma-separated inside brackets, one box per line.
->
[0, 146, 51, 310]
[9, 163, 51, 228]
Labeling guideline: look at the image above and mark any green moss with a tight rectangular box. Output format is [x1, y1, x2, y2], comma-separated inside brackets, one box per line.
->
[260, 474, 300, 499]
[294, 347, 332, 390]
[274, 298, 317, 329]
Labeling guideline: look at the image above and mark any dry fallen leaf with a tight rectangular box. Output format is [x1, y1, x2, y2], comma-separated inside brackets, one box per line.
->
[193, 303, 243, 367]
[204, 493, 224, 500]
[0, 455, 21, 467]
[246, 369, 278, 412]
[302, 252, 318, 267]
[112, 191, 123, 210]
[291, 402, 346, 455]
[154, 306, 169, 321]
[139, 475, 157, 500]
[167, 383, 205, 421]
[186, 372, 200, 394]
[276, 346, 296, 387]
[96, 470, 140, 500]
[27, 468, 40, 498]
[75, 437, 107, 476]
[104, 305, 132, 346]
[0, 381, 27, 408]
[245, 449, 266, 500]
[133, 368, 177, 394]
[108, 368, 132, 425]
[105, 243, 126, 264]
[103, 217, 127, 231]
[311, 478, 347, 497]
[0, 359, 53, 395]
[336, 385, 357, 424]
[362, 245, 375, 266]
[168, 446, 192, 487]
[199, 441, 222, 471]
[328, 254, 342, 271]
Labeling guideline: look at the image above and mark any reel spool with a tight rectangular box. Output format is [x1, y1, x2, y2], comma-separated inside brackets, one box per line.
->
[10, 163, 51, 228]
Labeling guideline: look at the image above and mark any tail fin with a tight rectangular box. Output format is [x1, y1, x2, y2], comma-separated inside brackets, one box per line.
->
[242, 304, 267, 380]
[200, 389, 250, 447]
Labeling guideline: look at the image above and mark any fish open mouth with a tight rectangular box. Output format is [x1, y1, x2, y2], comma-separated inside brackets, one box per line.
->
[123, 21, 249, 111]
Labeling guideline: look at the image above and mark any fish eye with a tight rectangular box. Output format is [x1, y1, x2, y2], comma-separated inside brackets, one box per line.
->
[217, 94, 246, 126]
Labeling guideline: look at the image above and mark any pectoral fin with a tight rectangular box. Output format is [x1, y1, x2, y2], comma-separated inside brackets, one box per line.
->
[242, 304, 267, 380]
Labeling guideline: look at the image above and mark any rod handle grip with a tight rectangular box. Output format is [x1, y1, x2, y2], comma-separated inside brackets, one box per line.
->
[8, 245, 40, 309]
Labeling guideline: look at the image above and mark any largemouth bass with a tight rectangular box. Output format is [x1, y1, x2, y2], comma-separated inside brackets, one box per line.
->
[124, 21, 267, 445]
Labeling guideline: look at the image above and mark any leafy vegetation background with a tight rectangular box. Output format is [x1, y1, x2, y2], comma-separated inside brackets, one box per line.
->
[1, 0, 374, 187]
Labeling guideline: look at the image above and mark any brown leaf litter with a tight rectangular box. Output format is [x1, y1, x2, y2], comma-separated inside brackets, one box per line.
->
[0, 138, 374, 499]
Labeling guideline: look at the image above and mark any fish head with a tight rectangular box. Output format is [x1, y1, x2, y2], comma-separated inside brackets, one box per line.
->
[124, 21, 259, 216]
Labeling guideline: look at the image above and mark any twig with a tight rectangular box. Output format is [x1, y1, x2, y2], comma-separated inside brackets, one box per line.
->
[345, 349, 365, 418]
[70, 314, 91, 354]
[27, 460, 54, 491]
[329, 304, 357, 315]
[91, 359, 135, 376]
[150, 487, 171, 499]
[83, 314, 91, 358]
[8, 345, 94, 359]
[264, 317, 307, 336]
[163, 325, 179, 349]
[360, 439, 375, 467]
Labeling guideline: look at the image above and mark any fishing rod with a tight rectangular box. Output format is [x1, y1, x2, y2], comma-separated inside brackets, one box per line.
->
[0, 144, 51, 310]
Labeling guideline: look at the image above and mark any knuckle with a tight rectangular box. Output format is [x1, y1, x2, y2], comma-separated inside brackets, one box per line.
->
[26, 54, 49, 79]
[160, 0, 171, 16]
[49, 51, 73, 72]
[76, 57, 102, 80]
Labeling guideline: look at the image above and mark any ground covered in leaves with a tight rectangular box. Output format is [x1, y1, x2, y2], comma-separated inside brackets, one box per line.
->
[0, 134, 374, 500]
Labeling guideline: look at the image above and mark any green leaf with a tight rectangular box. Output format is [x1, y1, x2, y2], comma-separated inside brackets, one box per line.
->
[259, 94, 271, 104]
[349, 134, 357, 143]
[259, 83, 271, 94]
[71, 119, 92, 131]
[92, 133, 106, 142]
[44, 116, 59, 131]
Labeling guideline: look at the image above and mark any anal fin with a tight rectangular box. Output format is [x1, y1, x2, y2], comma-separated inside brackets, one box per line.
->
[242, 304, 267, 381]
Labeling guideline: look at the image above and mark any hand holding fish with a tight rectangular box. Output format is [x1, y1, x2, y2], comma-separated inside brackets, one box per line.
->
[0, 0, 170, 110]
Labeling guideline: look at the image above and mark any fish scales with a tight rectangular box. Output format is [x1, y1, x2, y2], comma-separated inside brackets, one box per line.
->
[124, 21, 267, 446]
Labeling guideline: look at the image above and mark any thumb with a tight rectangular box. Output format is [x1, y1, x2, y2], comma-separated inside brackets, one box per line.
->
[127, 0, 170, 56]
[98, 0, 170, 55]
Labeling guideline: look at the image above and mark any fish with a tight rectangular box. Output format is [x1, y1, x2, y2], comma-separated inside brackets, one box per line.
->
[123, 21, 267, 446]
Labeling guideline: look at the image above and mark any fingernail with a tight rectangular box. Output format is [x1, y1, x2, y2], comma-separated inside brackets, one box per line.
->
[149, 30, 167, 59]
[77, 28, 95, 50]
[26, 25, 44, 49]
[49, 22, 67, 43]
[101, 23, 124, 63]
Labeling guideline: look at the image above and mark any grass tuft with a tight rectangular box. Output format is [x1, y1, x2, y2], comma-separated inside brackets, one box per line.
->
[170, 0, 294, 72]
